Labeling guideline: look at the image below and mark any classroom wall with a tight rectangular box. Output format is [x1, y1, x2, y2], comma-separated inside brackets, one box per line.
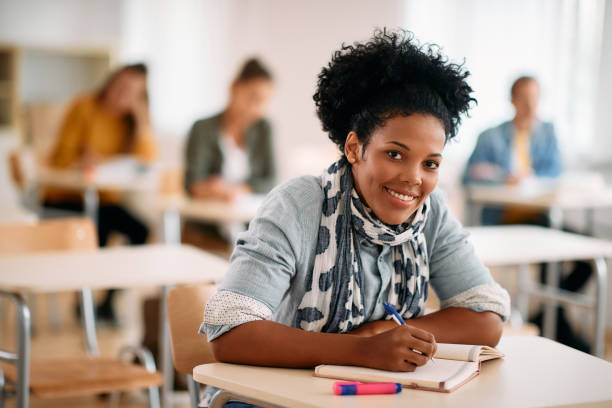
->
[0, 0, 120, 49]
[595, 1, 612, 166]
[225, 0, 407, 180]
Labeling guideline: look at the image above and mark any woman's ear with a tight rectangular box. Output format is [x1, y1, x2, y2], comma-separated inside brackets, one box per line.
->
[344, 131, 361, 164]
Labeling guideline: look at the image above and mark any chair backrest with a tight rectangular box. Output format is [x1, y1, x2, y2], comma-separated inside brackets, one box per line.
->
[0, 217, 98, 254]
[166, 284, 217, 375]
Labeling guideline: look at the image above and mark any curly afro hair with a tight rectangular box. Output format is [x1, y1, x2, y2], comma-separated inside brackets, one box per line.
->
[313, 29, 475, 153]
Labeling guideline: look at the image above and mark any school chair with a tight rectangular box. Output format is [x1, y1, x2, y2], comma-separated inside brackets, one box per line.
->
[0, 217, 162, 408]
[167, 284, 274, 408]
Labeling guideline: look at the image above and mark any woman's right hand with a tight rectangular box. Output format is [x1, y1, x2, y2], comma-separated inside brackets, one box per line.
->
[359, 325, 437, 372]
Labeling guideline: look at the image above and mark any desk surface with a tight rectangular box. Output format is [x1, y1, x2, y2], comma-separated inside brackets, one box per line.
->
[193, 336, 612, 408]
[160, 194, 265, 224]
[466, 183, 612, 210]
[36, 162, 159, 192]
[467, 225, 612, 266]
[0, 205, 38, 224]
[0, 244, 228, 293]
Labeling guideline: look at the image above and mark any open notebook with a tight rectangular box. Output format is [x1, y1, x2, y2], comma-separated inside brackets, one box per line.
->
[315, 343, 504, 393]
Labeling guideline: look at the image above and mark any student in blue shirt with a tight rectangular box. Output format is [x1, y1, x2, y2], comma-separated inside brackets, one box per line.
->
[201, 30, 510, 376]
[463, 77, 591, 352]
[463, 76, 562, 186]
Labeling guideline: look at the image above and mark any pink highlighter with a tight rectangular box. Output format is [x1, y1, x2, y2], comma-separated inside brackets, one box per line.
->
[333, 381, 402, 396]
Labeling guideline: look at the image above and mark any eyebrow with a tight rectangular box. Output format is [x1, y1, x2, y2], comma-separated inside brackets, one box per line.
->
[389, 141, 442, 158]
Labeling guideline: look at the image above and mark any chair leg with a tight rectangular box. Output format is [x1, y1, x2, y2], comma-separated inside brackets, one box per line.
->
[117, 345, 160, 408]
[186, 375, 200, 408]
[0, 291, 31, 408]
[0, 366, 5, 408]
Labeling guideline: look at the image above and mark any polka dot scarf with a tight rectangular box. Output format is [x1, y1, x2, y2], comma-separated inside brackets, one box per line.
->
[296, 157, 430, 333]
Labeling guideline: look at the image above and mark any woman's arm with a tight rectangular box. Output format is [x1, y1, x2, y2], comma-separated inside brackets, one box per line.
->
[350, 308, 503, 347]
[211, 319, 436, 372]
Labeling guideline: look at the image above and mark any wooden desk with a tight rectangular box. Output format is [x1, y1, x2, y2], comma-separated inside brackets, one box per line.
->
[159, 194, 265, 244]
[35, 161, 159, 223]
[467, 225, 612, 357]
[0, 205, 38, 224]
[465, 181, 612, 230]
[193, 336, 612, 408]
[0, 244, 228, 408]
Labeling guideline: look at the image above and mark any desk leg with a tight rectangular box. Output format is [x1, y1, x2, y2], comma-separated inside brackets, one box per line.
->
[84, 186, 99, 227]
[548, 207, 563, 230]
[159, 285, 174, 408]
[593, 257, 607, 358]
[542, 261, 561, 340]
[517, 264, 530, 321]
[163, 208, 181, 245]
[585, 208, 595, 236]
[80, 288, 99, 356]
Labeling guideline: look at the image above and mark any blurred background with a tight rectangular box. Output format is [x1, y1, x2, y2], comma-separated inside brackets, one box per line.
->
[2, 1, 612, 406]
[1, 0, 610, 197]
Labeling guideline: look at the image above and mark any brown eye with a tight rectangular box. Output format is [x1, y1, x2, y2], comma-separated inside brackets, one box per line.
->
[425, 160, 440, 169]
[387, 151, 402, 160]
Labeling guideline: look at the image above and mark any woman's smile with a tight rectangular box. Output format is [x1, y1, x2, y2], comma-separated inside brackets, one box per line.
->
[384, 186, 420, 208]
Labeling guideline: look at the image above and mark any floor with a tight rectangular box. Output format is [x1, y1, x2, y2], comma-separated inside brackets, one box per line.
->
[2, 292, 612, 407]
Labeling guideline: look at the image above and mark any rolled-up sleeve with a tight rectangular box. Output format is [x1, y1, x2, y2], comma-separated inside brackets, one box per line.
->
[199, 178, 318, 340]
[426, 190, 511, 321]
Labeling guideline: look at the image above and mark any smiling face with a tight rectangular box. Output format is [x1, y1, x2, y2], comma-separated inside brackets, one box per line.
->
[345, 114, 446, 225]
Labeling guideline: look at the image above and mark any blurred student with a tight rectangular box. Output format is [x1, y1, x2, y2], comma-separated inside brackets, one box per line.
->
[183, 58, 276, 251]
[464, 76, 561, 185]
[463, 76, 591, 352]
[185, 58, 276, 199]
[44, 63, 157, 323]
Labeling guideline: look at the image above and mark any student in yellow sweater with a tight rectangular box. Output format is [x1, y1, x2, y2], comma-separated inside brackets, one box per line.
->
[45, 63, 157, 322]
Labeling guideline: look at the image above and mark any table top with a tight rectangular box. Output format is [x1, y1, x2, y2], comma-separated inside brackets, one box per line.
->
[0, 243, 228, 293]
[465, 182, 612, 210]
[467, 225, 612, 266]
[193, 336, 612, 408]
[160, 194, 265, 224]
[36, 159, 159, 192]
[0, 205, 38, 224]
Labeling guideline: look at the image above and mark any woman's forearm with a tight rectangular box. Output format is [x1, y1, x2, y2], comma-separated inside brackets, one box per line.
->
[211, 320, 364, 368]
[406, 308, 503, 347]
[349, 307, 503, 347]
[211, 319, 437, 372]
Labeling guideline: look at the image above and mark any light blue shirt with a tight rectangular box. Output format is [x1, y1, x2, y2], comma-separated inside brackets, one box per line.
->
[463, 120, 562, 184]
[201, 176, 510, 340]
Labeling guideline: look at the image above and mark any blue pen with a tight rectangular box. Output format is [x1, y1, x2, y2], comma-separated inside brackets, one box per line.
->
[382, 301, 406, 325]
[382, 301, 435, 363]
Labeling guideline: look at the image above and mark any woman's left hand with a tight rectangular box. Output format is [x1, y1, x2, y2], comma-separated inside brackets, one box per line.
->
[348, 320, 397, 337]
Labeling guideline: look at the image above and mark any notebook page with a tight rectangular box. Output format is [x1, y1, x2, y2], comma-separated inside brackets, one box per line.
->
[315, 359, 479, 391]
[434, 343, 504, 362]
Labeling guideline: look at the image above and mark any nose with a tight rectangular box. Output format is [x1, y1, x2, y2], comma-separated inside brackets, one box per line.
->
[399, 163, 422, 186]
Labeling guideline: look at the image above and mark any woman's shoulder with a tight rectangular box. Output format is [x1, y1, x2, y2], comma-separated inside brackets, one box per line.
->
[422, 188, 452, 236]
[66, 93, 97, 116]
[256, 175, 323, 226]
[190, 113, 223, 134]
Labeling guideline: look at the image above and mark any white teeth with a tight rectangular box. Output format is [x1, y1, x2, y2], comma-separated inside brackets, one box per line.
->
[386, 187, 416, 202]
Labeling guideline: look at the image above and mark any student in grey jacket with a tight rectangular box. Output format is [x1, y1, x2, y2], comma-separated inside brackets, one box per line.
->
[185, 58, 276, 200]
[201, 30, 510, 375]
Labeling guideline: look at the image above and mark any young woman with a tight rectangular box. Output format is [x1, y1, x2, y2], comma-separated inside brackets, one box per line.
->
[184, 58, 276, 201]
[45, 63, 156, 322]
[201, 30, 510, 373]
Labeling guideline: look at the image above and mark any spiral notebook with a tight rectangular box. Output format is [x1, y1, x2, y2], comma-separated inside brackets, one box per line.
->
[314, 343, 504, 393]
